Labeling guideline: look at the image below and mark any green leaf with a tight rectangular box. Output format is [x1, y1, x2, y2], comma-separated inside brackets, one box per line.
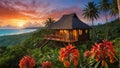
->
[94, 61, 100, 68]
[104, 63, 108, 68]
[114, 55, 119, 61]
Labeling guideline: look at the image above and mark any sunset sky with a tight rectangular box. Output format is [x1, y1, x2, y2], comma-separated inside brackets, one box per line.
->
[0, 0, 116, 29]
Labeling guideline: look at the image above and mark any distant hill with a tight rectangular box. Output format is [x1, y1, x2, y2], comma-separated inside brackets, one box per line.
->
[24, 27, 43, 29]
[0, 33, 32, 46]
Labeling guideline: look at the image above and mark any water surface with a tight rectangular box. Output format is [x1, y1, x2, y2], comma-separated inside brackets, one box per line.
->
[0, 29, 37, 36]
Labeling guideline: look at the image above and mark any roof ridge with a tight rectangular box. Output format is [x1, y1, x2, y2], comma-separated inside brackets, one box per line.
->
[63, 13, 76, 16]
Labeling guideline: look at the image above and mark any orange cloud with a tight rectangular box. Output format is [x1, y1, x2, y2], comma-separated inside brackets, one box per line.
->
[0, 0, 116, 27]
[41, 6, 90, 24]
[0, 4, 88, 28]
[0, 0, 113, 28]
[0, 5, 31, 20]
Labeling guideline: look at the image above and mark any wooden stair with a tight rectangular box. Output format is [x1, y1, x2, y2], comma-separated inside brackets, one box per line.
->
[39, 40, 50, 49]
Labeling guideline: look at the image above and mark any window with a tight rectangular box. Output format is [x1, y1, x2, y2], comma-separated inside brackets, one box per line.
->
[79, 30, 82, 35]
[85, 29, 88, 33]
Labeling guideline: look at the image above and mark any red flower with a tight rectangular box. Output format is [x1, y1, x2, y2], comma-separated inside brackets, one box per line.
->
[84, 51, 90, 58]
[59, 44, 80, 67]
[63, 61, 70, 67]
[19, 55, 35, 68]
[84, 40, 116, 66]
[102, 60, 107, 67]
[42, 61, 52, 68]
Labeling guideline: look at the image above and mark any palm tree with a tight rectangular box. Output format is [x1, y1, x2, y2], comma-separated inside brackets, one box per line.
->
[99, 0, 110, 23]
[110, 0, 118, 18]
[99, 0, 110, 40]
[117, 0, 120, 68]
[83, 2, 99, 26]
[44, 17, 55, 27]
[82, 2, 100, 40]
[117, 0, 120, 19]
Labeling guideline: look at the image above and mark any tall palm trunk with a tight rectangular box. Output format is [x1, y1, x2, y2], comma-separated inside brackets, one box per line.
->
[91, 18, 96, 41]
[104, 11, 109, 40]
[105, 11, 108, 23]
[91, 19, 94, 39]
[117, 0, 120, 67]
[118, 0, 120, 19]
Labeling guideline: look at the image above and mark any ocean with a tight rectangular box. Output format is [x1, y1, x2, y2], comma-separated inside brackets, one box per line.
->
[0, 29, 37, 36]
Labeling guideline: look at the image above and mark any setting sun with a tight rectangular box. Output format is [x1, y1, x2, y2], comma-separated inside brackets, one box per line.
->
[18, 22, 25, 28]
[11, 19, 26, 28]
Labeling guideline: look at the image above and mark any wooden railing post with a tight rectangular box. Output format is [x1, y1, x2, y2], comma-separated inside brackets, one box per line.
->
[118, 0, 120, 19]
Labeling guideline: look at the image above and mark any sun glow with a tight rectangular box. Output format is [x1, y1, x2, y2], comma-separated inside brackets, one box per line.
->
[18, 22, 25, 28]
[12, 20, 26, 28]
[8, 19, 26, 28]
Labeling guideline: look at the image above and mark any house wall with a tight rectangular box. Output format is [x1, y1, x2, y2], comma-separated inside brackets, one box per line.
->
[78, 29, 89, 41]
[54, 29, 89, 41]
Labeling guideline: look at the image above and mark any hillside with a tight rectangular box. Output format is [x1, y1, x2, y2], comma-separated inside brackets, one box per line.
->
[0, 19, 119, 68]
[22, 19, 120, 47]
[94, 19, 120, 40]
[0, 33, 32, 46]
[0, 19, 119, 47]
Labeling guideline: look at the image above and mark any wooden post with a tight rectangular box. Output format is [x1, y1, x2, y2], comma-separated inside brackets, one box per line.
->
[118, 0, 120, 19]
[88, 29, 90, 39]
[118, 0, 120, 68]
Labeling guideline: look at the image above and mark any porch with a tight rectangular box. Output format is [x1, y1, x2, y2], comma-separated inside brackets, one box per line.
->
[44, 34, 78, 42]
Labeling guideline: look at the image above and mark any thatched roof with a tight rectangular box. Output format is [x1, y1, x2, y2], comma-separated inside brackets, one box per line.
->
[47, 13, 91, 29]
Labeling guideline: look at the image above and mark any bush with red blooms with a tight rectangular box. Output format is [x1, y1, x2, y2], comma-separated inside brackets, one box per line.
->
[19, 55, 35, 68]
[42, 61, 52, 68]
[59, 44, 80, 67]
[84, 40, 116, 67]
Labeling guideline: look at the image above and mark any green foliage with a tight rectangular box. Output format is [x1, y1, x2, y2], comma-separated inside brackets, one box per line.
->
[44, 17, 55, 27]
[113, 37, 120, 60]
[0, 33, 31, 46]
[99, 0, 110, 12]
[83, 1, 99, 25]
[21, 29, 54, 48]
[0, 46, 6, 56]
[0, 45, 27, 68]
[91, 19, 120, 41]
[0, 19, 119, 68]
[110, 0, 118, 17]
[17, 47, 64, 68]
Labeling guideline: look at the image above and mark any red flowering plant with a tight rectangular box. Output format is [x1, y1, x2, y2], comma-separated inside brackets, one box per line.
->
[59, 44, 80, 67]
[19, 55, 35, 68]
[84, 40, 116, 67]
[42, 61, 52, 68]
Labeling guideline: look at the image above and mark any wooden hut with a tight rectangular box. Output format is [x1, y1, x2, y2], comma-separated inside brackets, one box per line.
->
[44, 13, 91, 42]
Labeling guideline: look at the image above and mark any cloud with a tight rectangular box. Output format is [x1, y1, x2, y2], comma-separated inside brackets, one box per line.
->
[42, 6, 82, 19]
[0, 0, 52, 27]
[0, 20, 2, 23]
[24, 22, 43, 27]
[0, 4, 32, 20]
[41, 6, 91, 25]
[0, 0, 88, 27]
[0, 25, 17, 29]
[0, 0, 51, 20]
[0, 0, 116, 27]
